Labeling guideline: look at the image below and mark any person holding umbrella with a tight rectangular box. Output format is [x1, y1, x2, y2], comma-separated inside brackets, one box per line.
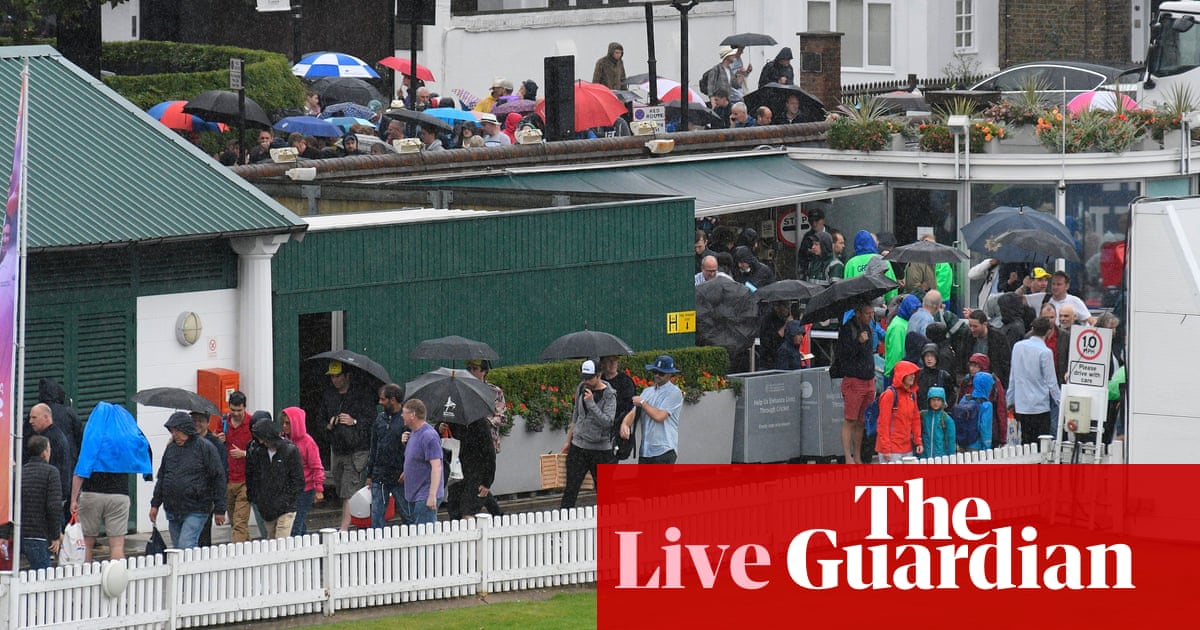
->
[319, 360, 377, 531]
[560, 360, 616, 509]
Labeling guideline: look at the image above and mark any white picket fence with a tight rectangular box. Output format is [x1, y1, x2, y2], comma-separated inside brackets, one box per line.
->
[0, 507, 597, 629]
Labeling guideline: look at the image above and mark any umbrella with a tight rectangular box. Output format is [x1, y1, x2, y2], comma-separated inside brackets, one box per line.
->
[307, 349, 392, 384]
[992, 229, 1081, 262]
[131, 387, 220, 417]
[800, 273, 901, 325]
[1066, 90, 1139, 115]
[292, 51, 380, 79]
[533, 80, 628, 131]
[377, 56, 436, 82]
[493, 99, 538, 116]
[381, 107, 453, 132]
[404, 367, 496, 425]
[960, 206, 1075, 263]
[635, 78, 705, 105]
[884, 240, 970, 264]
[273, 115, 344, 138]
[720, 33, 778, 47]
[324, 116, 375, 132]
[311, 77, 385, 107]
[663, 99, 723, 128]
[743, 83, 825, 124]
[660, 84, 708, 104]
[424, 107, 479, 126]
[410, 335, 499, 361]
[754, 279, 828, 303]
[320, 102, 377, 120]
[539, 330, 635, 360]
[694, 278, 758, 357]
[183, 90, 272, 129]
[146, 100, 227, 133]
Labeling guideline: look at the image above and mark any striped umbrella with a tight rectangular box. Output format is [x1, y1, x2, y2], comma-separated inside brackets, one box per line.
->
[1066, 90, 1139, 115]
[291, 52, 380, 79]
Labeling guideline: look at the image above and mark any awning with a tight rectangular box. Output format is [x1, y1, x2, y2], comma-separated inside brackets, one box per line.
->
[435, 152, 879, 217]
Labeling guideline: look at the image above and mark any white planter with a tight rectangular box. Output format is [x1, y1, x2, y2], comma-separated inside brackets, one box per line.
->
[492, 419, 568, 495]
[890, 133, 907, 151]
[998, 125, 1041, 153]
[1163, 129, 1187, 150]
[674, 390, 737, 464]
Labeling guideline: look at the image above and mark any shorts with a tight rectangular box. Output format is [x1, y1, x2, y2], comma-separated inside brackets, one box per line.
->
[78, 492, 130, 537]
[331, 450, 369, 498]
[841, 376, 876, 422]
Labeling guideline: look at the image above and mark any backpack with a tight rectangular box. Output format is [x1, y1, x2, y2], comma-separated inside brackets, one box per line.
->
[700, 66, 717, 96]
[863, 386, 907, 437]
[952, 397, 981, 448]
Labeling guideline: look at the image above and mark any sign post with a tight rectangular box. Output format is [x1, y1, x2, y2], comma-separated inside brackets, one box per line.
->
[1067, 326, 1112, 387]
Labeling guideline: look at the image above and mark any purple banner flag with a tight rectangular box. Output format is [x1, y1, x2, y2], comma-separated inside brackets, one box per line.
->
[1, 62, 29, 523]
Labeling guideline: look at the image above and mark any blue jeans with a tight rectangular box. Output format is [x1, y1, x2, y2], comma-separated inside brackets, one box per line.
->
[408, 500, 438, 525]
[372, 481, 410, 527]
[167, 512, 208, 549]
[21, 538, 52, 570]
[291, 489, 316, 536]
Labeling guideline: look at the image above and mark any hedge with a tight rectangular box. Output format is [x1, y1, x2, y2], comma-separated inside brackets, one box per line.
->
[101, 41, 306, 115]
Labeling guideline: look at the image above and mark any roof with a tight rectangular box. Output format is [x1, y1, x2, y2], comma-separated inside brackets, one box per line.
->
[0, 46, 305, 251]
[430, 152, 873, 216]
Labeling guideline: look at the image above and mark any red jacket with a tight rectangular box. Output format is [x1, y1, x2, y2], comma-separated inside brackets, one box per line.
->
[876, 361, 922, 455]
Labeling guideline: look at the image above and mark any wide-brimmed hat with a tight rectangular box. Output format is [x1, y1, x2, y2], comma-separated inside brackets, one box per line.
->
[479, 112, 499, 125]
[645, 355, 680, 374]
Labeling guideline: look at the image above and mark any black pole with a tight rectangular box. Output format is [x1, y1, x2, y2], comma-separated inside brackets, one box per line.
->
[645, 3, 658, 105]
[672, 1, 698, 132]
[291, 0, 303, 65]
[407, 2, 419, 109]
[238, 89, 246, 164]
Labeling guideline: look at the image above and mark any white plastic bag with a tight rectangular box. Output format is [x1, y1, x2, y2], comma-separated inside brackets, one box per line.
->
[441, 437, 463, 482]
[58, 517, 86, 566]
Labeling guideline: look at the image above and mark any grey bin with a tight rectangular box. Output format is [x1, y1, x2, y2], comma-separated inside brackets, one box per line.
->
[798, 367, 843, 458]
[729, 369, 804, 463]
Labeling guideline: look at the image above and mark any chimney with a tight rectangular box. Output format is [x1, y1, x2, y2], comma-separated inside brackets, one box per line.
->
[797, 31, 843, 109]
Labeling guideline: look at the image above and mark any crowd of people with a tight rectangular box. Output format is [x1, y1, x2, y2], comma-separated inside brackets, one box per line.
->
[693, 212, 1127, 465]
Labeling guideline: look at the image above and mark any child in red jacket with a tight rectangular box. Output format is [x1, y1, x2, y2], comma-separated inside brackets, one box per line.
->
[875, 360, 924, 462]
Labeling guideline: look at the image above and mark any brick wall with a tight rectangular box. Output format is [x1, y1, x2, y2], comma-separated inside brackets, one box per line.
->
[1000, 0, 1131, 67]
[799, 31, 843, 108]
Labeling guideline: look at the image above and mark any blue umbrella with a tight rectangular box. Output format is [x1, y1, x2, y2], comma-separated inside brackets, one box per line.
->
[273, 116, 344, 138]
[324, 116, 376, 132]
[960, 206, 1076, 262]
[320, 102, 377, 120]
[425, 107, 479, 126]
[291, 51, 379, 79]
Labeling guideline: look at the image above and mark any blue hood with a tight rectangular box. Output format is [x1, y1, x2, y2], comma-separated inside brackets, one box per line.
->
[896, 294, 921, 321]
[972, 371, 995, 399]
[853, 230, 878, 256]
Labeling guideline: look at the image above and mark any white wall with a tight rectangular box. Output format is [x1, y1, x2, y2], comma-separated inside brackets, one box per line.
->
[101, 0, 140, 42]
[133, 289, 239, 532]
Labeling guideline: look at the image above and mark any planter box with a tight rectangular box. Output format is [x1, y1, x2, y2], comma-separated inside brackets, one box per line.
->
[539, 453, 593, 490]
[998, 126, 1042, 153]
[494, 419, 568, 494]
[675, 389, 736, 464]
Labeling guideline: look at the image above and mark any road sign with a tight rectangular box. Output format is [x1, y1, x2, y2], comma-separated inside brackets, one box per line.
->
[633, 106, 666, 123]
[776, 210, 798, 247]
[255, 0, 290, 12]
[229, 58, 244, 90]
[1067, 326, 1112, 387]
[667, 310, 696, 334]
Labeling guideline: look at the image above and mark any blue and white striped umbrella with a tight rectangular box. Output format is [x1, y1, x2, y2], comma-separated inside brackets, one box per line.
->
[291, 52, 380, 79]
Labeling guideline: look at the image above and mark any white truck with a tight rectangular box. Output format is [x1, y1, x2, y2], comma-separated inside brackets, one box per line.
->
[1142, 2, 1200, 107]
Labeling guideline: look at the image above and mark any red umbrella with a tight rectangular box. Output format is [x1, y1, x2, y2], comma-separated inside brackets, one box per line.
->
[146, 100, 228, 133]
[534, 80, 628, 132]
[378, 56, 436, 82]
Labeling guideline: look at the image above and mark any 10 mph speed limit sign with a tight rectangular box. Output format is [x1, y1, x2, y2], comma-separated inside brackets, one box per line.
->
[1067, 326, 1112, 387]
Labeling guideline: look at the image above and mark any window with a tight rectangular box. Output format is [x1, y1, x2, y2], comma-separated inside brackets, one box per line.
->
[456, 0, 654, 15]
[806, 1, 892, 69]
[955, 0, 974, 52]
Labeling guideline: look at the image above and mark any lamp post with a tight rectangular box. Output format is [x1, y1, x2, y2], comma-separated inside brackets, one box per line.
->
[671, 0, 699, 132]
[290, 0, 303, 65]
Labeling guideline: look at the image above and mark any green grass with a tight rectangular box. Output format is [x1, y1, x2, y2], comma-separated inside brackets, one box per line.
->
[307, 591, 596, 630]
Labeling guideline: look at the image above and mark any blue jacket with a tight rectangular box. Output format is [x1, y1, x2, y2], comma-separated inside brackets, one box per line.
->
[776, 320, 808, 370]
[969, 372, 995, 450]
[369, 408, 407, 483]
[920, 409, 956, 458]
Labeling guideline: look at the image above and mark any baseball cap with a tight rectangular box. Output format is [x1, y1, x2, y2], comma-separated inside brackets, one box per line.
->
[1032, 267, 1052, 279]
[581, 359, 597, 379]
[325, 360, 344, 375]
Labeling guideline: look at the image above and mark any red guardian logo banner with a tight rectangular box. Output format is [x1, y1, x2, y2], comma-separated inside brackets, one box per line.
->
[597, 465, 1200, 628]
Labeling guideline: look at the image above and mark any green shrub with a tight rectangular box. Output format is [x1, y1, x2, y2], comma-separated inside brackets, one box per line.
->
[101, 41, 305, 114]
[488, 346, 732, 433]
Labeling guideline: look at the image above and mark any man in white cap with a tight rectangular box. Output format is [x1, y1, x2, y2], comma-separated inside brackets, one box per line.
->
[619, 355, 684, 464]
[701, 46, 743, 99]
[479, 113, 512, 146]
[560, 359, 615, 509]
[474, 77, 513, 113]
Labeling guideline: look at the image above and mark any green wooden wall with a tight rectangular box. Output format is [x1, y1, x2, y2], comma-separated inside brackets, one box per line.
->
[271, 198, 696, 405]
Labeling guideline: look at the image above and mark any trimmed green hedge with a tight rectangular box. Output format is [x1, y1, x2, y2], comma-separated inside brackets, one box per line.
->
[488, 346, 731, 433]
[101, 41, 306, 115]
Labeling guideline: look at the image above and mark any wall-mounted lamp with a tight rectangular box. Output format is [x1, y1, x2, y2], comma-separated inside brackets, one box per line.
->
[175, 311, 203, 346]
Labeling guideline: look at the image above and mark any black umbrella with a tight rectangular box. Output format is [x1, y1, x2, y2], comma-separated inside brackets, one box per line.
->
[800, 273, 900, 325]
[131, 387, 220, 417]
[743, 83, 825, 124]
[753, 279, 828, 303]
[307, 349, 392, 384]
[695, 277, 758, 356]
[382, 107, 453, 132]
[404, 367, 496, 425]
[540, 330, 634, 361]
[410, 335, 499, 361]
[960, 206, 1075, 263]
[663, 99, 723, 128]
[884, 240, 970, 264]
[310, 77, 385, 107]
[720, 33, 778, 47]
[993, 229, 1081, 262]
[183, 90, 272, 129]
